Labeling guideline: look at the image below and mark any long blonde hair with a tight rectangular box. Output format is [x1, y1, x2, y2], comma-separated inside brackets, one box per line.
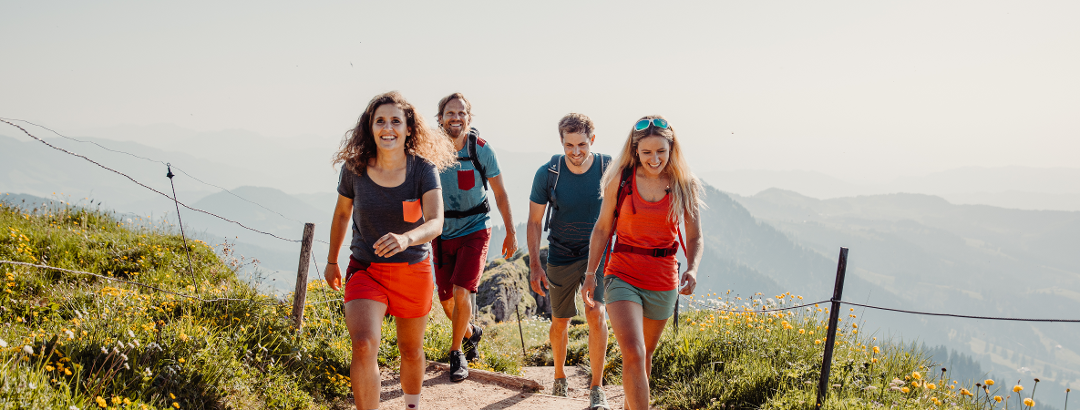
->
[333, 91, 457, 174]
[601, 115, 704, 222]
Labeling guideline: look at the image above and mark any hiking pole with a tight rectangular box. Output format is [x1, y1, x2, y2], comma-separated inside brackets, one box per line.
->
[674, 262, 681, 333]
[510, 285, 527, 360]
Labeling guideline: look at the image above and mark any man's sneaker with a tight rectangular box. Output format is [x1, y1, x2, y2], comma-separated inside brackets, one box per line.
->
[448, 350, 469, 382]
[551, 378, 568, 397]
[463, 324, 484, 361]
[589, 386, 611, 410]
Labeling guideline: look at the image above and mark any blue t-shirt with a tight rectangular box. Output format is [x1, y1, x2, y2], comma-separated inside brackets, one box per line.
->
[337, 155, 441, 264]
[529, 153, 611, 266]
[438, 133, 501, 239]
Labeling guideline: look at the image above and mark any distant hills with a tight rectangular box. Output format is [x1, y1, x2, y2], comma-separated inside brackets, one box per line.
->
[726, 188, 1080, 405]
[699, 167, 1080, 211]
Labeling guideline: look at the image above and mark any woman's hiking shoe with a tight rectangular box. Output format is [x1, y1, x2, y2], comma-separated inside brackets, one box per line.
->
[589, 386, 610, 410]
[449, 350, 469, 382]
[463, 324, 483, 361]
[551, 378, 568, 397]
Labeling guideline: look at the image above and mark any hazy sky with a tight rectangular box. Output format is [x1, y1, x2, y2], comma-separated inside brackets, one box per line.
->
[2, 1, 1078, 180]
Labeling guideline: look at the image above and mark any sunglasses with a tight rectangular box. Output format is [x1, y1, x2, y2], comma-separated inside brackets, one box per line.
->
[634, 118, 669, 131]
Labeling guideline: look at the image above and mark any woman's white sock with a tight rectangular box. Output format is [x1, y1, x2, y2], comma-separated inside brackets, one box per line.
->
[404, 393, 421, 409]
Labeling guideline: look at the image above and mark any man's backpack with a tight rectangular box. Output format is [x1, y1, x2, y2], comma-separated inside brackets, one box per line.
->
[444, 127, 491, 219]
[542, 152, 609, 231]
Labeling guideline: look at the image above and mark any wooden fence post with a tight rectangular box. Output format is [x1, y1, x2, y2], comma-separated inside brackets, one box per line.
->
[291, 223, 315, 330]
[816, 247, 849, 407]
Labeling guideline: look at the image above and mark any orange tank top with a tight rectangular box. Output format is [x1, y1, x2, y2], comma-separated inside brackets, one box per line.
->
[603, 172, 679, 291]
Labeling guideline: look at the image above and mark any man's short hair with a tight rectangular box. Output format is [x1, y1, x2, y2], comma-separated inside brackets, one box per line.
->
[557, 113, 594, 139]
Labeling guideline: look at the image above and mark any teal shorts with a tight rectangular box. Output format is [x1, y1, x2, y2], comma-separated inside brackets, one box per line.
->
[547, 259, 605, 319]
[603, 275, 677, 321]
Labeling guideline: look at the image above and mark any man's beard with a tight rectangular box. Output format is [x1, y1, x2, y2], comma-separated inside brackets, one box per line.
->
[443, 123, 466, 138]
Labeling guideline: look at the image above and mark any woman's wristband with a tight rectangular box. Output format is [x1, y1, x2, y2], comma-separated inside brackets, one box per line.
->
[584, 272, 596, 277]
[326, 262, 338, 265]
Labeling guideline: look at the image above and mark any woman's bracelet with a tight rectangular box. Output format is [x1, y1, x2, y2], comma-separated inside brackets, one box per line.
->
[584, 272, 596, 277]
[326, 262, 338, 265]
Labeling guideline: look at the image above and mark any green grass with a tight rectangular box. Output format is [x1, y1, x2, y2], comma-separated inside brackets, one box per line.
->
[0, 200, 1052, 409]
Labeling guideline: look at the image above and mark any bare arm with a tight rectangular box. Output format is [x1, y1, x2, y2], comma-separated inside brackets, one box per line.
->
[581, 178, 620, 307]
[526, 200, 549, 295]
[679, 208, 704, 295]
[325, 194, 353, 290]
[487, 174, 518, 259]
[372, 188, 444, 258]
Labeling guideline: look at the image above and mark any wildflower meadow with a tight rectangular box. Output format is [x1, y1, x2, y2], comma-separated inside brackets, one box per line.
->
[0, 199, 1067, 409]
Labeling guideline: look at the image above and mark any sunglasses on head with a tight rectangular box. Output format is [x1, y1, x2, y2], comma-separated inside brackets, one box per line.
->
[634, 118, 669, 131]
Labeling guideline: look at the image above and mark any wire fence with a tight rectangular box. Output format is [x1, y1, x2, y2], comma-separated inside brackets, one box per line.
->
[0, 260, 342, 306]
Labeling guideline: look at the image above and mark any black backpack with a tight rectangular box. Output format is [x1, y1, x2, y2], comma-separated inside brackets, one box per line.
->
[444, 127, 491, 219]
[542, 152, 609, 231]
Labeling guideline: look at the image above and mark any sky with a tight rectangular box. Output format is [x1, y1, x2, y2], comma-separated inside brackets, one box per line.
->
[2, 0, 1078, 181]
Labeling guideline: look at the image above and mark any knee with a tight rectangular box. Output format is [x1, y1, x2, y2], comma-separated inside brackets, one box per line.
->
[453, 286, 470, 300]
[350, 335, 381, 358]
[550, 319, 571, 336]
[620, 343, 647, 365]
[398, 344, 425, 363]
[584, 305, 606, 324]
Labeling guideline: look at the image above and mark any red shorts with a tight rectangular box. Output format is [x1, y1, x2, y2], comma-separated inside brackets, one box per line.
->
[432, 228, 491, 301]
[344, 256, 434, 319]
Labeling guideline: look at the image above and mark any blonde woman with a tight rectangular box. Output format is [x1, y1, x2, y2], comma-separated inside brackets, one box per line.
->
[326, 91, 456, 410]
[581, 115, 704, 410]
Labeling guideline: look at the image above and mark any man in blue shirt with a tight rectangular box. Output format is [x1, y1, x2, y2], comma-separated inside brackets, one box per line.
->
[434, 93, 517, 382]
[527, 113, 611, 409]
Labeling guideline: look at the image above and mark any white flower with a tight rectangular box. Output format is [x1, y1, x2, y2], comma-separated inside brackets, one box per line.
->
[23, 345, 34, 355]
[144, 367, 153, 376]
[132, 339, 140, 347]
[75, 310, 83, 319]
[64, 330, 74, 339]
[120, 354, 129, 361]
[123, 363, 130, 370]
[128, 330, 136, 339]
[101, 347, 109, 354]
[27, 382, 36, 390]
[0, 338, 7, 348]
[69, 406, 80, 410]
[116, 341, 126, 350]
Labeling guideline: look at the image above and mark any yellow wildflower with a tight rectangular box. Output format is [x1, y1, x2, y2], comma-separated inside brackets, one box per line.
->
[1014, 385, 1024, 393]
[1024, 398, 1034, 407]
[901, 387, 910, 393]
[984, 379, 994, 386]
[994, 396, 1002, 402]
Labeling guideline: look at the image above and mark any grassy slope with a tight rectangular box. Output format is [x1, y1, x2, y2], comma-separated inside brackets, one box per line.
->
[0, 202, 530, 409]
[0, 201, 1057, 409]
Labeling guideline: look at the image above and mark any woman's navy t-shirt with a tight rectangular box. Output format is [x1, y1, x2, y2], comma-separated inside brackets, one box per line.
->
[337, 155, 441, 264]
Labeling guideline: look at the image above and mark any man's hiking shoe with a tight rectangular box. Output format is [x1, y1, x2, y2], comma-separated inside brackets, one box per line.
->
[551, 378, 568, 397]
[448, 350, 469, 382]
[463, 324, 484, 361]
[589, 386, 610, 410]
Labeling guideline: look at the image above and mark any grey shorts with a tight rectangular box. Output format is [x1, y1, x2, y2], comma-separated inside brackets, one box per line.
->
[604, 275, 677, 321]
[547, 259, 605, 319]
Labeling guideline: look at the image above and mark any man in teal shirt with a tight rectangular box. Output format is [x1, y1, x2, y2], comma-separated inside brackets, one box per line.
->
[527, 113, 611, 410]
[434, 92, 517, 382]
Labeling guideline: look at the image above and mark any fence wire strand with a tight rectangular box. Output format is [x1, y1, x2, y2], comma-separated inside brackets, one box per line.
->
[0, 119, 302, 243]
[838, 300, 1080, 323]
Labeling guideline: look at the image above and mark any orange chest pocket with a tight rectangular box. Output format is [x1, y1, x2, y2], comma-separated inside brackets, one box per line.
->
[402, 199, 423, 223]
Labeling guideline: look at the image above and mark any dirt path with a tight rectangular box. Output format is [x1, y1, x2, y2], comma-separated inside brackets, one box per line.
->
[374, 363, 626, 409]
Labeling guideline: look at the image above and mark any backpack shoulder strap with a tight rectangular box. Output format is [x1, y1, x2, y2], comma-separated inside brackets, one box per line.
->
[542, 154, 562, 232]
[467, 128, 488, 190]
[603, 165, 636, 267]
